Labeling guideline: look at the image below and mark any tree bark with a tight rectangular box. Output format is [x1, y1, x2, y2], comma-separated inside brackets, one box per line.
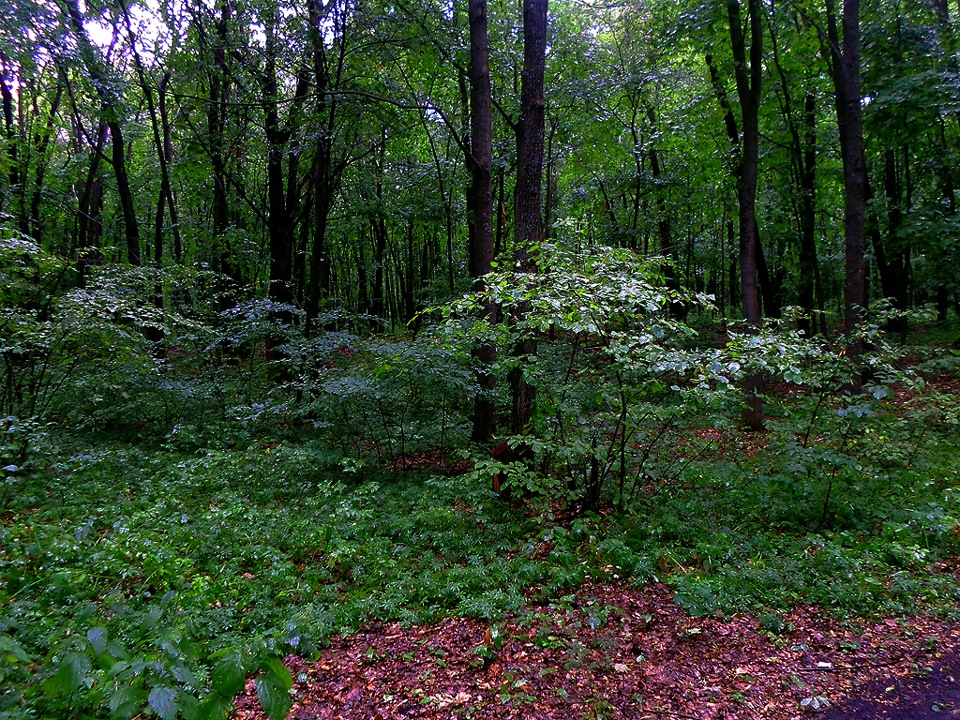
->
[157, 73, 181, 262]
[510, 0, 547, 437]
[263, 17, 308, 308]
[304, 0, 337, 335]
[727, 0, 763, 329]
[823, 0, 867, 360]
[28, 83, 63, 244]
[0, 52, 19, 218]
[798, 93, 820, 336]
[76, 121, 108, 251]
[716, 0, 765, 429]
[210, 1, 231, 271]
[120, 0, 181, 266]
[467, 0, 497, 443]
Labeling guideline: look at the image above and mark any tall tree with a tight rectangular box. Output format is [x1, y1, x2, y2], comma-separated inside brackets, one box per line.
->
[822, 0, 867, 360]
[726, 0, 764, 329]
[467, 0, 497, 443]
[118, 0, 181, 264]
[767, 5, 823, 336]
[262, 11, 308, 307]
[304, 0, 355, 336]
[707, 0, 766, 429]
[61, 0, 141, 265]
[510, 0, 547, 437]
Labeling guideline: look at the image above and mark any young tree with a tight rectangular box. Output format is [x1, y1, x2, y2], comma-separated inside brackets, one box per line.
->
[61, 0, 142, 265]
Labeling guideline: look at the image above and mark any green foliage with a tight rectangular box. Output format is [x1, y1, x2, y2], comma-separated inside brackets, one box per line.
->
[2, 224, 960, 719]
[284, 332, 475, 464]
[439, 244, 725, 507]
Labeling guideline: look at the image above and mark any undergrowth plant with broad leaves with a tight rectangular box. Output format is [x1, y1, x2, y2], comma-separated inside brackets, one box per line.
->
[434, 242, 906, 513]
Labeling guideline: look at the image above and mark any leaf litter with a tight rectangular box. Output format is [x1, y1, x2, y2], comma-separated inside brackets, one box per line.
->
[235, 577, 960, 719]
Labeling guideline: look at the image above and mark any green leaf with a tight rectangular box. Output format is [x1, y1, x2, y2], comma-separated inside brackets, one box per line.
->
[178, 691, 200, 720]
[87, 627, 109, 655]
[211, 649, 246, 697]
[42, 652, 88, 697]
[260, 656, 293, 690]
[148, 686, 178, 720]
[141, 606, 164, 630]
[170, 660, 199, 687]
[109, 685, 147, 720]
[255, 676, 292, 720]
[195, 695, 233, 720]
[0, 634, 31, 663]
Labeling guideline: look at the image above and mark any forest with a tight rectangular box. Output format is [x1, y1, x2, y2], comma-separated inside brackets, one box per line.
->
[2, 0, 960, 717]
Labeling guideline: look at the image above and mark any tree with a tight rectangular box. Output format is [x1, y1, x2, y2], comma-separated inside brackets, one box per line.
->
[706, 0, 766, 429]
[510, 0, 547, 437]
[767, 3, 823, 336]
[118, 0, 181, 264]
[821, 0, 867, 359]
[61, 0, 142, 265]
[467, 0, 497, 443]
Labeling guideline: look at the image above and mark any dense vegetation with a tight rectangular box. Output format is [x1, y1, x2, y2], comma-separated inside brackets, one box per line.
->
[2, 0, 960, 718]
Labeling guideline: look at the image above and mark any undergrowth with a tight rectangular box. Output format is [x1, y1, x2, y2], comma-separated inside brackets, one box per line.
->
[3, 387, 960, 717]
[2, 242, 959, 718]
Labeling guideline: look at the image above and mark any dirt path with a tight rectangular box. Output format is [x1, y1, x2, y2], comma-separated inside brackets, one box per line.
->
[821, 648, 959, 718]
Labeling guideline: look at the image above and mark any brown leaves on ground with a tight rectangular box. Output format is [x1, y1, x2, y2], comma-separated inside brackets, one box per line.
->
[234, 581, 960, 720]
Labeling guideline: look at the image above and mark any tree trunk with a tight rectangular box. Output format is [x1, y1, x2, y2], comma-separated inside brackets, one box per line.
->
[304, 0, 341, 336]
[727, 0, 763, 328]
[645, 105, 686, 319]
[510, 0, 547, 437]
[158, 72, 181, 262]
[824, 0, 867, 364]
[77, 122, 108, 251]
[210, 1, 231, 273]
[467, 0, 498, 444]
[723, 0, 765, 429]
[798, 93, 820, 336]
[0, 53, 19, 219]
[263, 18, 308, 308]
[28, 83, 63, 244]
[62, 0, 141, 265]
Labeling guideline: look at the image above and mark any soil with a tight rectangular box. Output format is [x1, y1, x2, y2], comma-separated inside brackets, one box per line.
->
[235, 576, 960, 720]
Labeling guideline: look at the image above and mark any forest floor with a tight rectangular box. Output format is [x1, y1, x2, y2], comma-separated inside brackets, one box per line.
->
[234, 570, 960, 720]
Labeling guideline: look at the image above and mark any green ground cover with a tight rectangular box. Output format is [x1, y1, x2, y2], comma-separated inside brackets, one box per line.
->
[2, 378, 959, 719]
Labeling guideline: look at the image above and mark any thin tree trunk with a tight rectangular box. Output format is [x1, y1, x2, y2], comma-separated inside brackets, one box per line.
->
[719, 0, 765, 429]
[77, 121, 108, 251]
[28, 83, 63, 244]
[120, 0, 180, 265]
[157, 72, 181, 262]
[799, 93, 820, 336]
[263, 19, 308, 308]
[646, 104, 686, 318]
[62, 0, 141, 265]
[0, 52, 20, 218]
